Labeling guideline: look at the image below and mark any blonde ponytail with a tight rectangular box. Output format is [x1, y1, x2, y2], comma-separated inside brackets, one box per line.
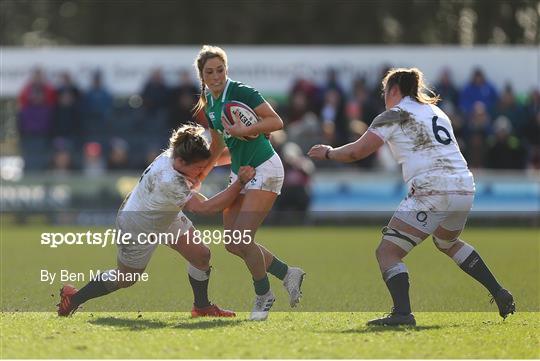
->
[382, 67, 440, 105]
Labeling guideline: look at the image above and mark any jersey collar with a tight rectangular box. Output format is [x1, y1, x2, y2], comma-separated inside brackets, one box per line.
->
[208, 78, 231, 107]
[400, 96, 413, 104]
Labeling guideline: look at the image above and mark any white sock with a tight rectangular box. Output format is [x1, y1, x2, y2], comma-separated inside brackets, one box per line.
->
[452, 243, 475, 265]
[187, 264, 209, 281]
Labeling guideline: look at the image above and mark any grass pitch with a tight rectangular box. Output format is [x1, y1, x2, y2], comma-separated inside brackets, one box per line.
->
[1, 224, 539, 358]
[2, 312, 539, 358]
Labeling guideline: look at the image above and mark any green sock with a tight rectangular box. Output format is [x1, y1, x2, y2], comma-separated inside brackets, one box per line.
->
[253, 275, 270, 295]
[267, 257, 289, 280]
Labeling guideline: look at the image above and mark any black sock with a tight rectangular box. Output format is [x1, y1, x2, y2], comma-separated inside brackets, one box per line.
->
[71, 279, 113, 307]
[189, 275, 211, 308]
[459, 251, 502, 296]
[385, 273, 411, 315]
[267, 257, 288, 280]
[253, 275, 270, 296]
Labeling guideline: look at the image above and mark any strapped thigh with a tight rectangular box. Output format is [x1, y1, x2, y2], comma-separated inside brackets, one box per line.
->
[381, 226, 423, 253]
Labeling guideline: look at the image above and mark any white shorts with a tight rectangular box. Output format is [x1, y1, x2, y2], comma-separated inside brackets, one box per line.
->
[229, 153, 284, 195]
[117, 212, 193, 269]
[393, 192, 474, 235]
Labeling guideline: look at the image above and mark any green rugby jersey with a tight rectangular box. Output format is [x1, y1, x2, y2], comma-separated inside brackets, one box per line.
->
[205, 79, 276, 173]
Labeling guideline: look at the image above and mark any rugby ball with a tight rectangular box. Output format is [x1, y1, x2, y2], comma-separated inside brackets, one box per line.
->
[222, 101, 259, 140]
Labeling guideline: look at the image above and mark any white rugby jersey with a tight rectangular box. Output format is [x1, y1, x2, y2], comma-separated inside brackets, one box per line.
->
[117, 149, 193, 234]
[368, 97, 474, 194]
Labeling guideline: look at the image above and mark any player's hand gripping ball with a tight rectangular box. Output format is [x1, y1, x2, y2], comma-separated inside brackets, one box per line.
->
[221, 101, 259, 141]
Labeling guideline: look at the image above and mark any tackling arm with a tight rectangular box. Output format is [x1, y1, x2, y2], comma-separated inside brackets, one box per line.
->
[184, 166, 255, 215]
[308, 131, 384, 163]
[198, 129, 228, 183]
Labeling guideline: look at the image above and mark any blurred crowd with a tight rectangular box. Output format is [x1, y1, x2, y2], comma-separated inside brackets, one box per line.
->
[16, 65, 540, 183]
[15, 65, 540, 215]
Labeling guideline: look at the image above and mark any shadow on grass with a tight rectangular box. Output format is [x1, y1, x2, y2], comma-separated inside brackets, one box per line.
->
[89, 316, 246, 331]
[89, 316, 170, 330]
[172, 318, 246, 329]
[338, 325, 442, 334]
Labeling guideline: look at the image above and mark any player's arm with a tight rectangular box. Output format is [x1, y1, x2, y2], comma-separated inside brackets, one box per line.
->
[198, 129, 229, 183]
[215, 147, 231, 166]
[224, 102, 283, 138]
[185, 166, 255, 215]
[308, 131, 384, 163]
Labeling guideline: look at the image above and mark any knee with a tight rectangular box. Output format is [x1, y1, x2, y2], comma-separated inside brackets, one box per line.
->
[196, 246, 211, 267]
[432, 236, 462, 255]
[224, 242, 245, 257]
[375, 243, 386, 261]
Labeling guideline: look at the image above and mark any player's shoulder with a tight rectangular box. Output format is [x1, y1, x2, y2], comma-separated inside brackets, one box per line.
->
[229, 79, 259, 94]
[148, 150, 171, 172]
[149, 151, 183, 183]
[370, 106, 412, 128]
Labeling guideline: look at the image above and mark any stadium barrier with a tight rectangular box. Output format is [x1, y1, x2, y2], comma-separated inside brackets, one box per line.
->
[1, 170, 538, 225]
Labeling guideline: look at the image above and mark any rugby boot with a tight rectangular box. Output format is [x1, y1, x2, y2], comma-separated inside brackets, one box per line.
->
[367, 310, 416, 326]
[191, 304, 236, 318]
[57, 284, 79, 316]
[249, 290, 275, 321]
[491, 288, 515, 319]
[283, 267, 306, 308]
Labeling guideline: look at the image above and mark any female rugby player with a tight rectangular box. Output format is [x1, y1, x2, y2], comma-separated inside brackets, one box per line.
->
[309, 68, 515, 326]
[193, 45, 305, 321]
[58, 124, 255, 318]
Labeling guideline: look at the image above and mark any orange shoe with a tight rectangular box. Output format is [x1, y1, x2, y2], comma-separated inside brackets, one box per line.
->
[57, 284, 79, 316]
[191, 304, 236, 318]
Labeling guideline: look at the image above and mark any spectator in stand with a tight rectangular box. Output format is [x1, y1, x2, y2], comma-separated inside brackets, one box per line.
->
[141, 68, 170, 115]
[18, 67, 56, 108]
[323, 68, 345, 99]
[321, 88, 349, 146]
[496, 84, 526, 136]
[107, 137, 130, 170]
[53, 71, 81, 139]
[289, 77, 321, 115]
[486, 116, 527, 169]
[447, 107, 467, 153]
[368, 64, 392, 115]
[83, 141, 106, 177]
[169, 70, 198, 129]
[140, 68, 170, 138]
[525, 88, 540, 117]
[49, 137, 75, 176]
[434, 67, 459, 110]
[83, 70, 113, 135]
[320, 68, 349, 145]
[286, 90, 311, 125]
[346, 76, 379, 127]
[523, 90, 540, 169]
[17, 67, 56, 170]
[275, 142, 314, 221]
[459, 68, 498, 115]
[464, 102, 492, 168]
[287, 112, 323, 155]
[525, 113, 540, 170]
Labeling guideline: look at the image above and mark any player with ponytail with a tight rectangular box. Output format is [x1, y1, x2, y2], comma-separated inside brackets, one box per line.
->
[58, 123, 255, 318]
[309, 67, 514, 326]
[193, 45, 306, 321]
